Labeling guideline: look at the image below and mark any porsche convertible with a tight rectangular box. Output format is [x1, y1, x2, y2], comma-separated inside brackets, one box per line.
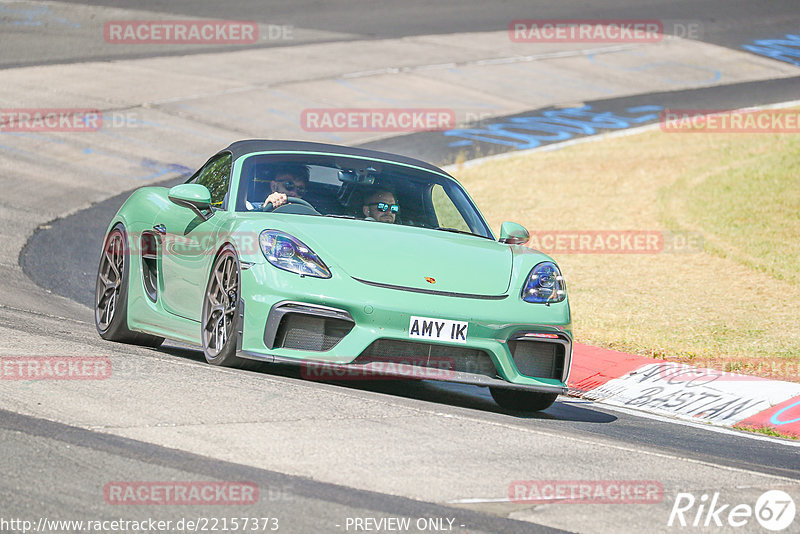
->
[95, 140, 571, 411]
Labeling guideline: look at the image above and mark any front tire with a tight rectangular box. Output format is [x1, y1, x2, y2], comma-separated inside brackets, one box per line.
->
[201, 245, 256, 369]
[95, 224, 164, 347]
[489, 387, 558, 412]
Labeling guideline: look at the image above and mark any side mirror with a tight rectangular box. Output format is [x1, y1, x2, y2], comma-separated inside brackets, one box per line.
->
[499, 221, 529, 245]
[168, 184, 213, 221]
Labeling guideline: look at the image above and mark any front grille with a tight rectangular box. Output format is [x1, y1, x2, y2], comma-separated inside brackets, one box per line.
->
[508, 340, 565, 380]
[274, 313, 353, 351]
[353, 339, 497, 378]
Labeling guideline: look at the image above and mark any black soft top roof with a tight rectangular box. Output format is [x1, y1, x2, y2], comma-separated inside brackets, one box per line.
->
[221, 140, 449, 176]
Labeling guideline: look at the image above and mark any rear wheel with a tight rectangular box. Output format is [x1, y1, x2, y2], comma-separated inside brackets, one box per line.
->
[202, 245, 257, 369]
[489, 387, 558, 412]
[95, 224, 164, 347]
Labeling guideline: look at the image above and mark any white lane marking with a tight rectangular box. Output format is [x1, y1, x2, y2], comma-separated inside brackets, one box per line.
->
[423, 403, 800, 486]
[585, 401, 800, 448]
[449, 497, 513, 504]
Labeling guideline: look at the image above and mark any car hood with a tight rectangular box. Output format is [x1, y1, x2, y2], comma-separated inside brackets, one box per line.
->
[278, 217, 513, 295]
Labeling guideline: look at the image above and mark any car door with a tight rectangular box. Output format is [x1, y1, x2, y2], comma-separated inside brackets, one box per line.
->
[157, 153, 232, 321]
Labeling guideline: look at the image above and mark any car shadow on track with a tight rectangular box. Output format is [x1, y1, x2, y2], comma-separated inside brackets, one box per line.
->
[157, 344, 616, 424]
[305, 378, 617, 423]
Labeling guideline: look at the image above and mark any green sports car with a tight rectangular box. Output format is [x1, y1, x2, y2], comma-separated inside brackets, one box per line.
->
[95, 140, 571, 411]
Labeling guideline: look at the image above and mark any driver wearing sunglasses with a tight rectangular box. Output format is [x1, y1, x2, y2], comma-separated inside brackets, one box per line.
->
[263, 163, 310, 209]
[362, 189, 399, 224]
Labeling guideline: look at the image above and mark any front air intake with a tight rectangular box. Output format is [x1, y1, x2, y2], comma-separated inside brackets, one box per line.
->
[265, 302, 355, 352]
[274, 314, 353, 352]
[508, 339, 566, 380]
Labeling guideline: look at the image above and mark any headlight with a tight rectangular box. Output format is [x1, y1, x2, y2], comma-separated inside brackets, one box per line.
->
[259, 230, 331, 278]
[521, 261, 566, 303]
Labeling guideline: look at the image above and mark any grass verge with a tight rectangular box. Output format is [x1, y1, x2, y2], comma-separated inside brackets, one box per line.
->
[734, 425, 799, 440]
[452, 113, 800, 381]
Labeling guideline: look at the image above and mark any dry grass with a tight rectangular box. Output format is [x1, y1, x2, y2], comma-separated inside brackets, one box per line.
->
[734, 425, 798, 441]
[452, 119, 800, 381]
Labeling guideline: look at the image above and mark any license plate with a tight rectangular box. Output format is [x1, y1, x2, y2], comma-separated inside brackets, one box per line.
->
[408, 316, 468, 344]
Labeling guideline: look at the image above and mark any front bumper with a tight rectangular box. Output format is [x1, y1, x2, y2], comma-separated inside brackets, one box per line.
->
[236, 263, 572, 394]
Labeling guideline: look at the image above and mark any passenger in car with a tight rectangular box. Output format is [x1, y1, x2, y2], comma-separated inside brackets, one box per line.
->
[362, 189, 399, 224]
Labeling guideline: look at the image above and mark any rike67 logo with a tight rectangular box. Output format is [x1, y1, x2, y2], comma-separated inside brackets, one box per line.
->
[668, 490, 796, 531]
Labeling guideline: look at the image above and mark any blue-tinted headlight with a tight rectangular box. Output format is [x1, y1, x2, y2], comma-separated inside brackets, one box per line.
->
[522, 261, 567, 303]
[259, 230, 331, 278]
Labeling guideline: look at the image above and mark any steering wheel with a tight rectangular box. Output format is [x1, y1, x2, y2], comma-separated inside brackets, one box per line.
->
[261, 196, 315, 212]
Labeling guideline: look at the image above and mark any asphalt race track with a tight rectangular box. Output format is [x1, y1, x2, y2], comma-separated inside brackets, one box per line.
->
[3, 1, 800, 533]
[5, 0, 800, 67]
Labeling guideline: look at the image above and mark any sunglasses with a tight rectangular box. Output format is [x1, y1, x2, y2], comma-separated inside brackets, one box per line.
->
[282, 181, 305, 195]
[368, 202, 400, 214]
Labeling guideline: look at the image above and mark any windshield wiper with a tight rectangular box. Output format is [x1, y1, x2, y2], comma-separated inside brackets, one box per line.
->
[325, 214, 356, 219]
[433, 226, 491, 239]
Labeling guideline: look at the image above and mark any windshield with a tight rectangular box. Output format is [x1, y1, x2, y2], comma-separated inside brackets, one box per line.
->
[235, 153, 494, 239]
